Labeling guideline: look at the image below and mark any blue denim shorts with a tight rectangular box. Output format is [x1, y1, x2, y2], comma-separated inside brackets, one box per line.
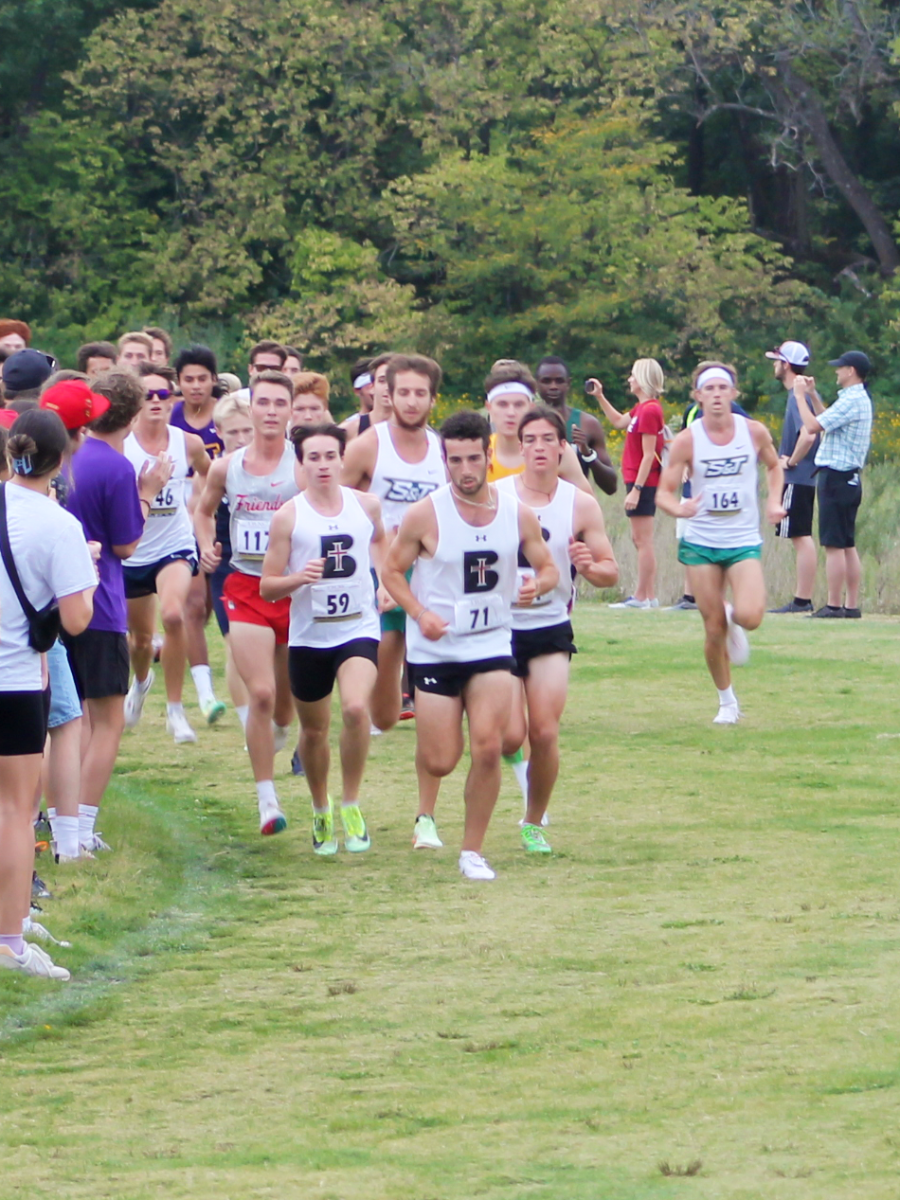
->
[47, 638, 83, 729]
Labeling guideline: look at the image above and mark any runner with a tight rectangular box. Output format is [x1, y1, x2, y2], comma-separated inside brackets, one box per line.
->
[169, 344, 228, 723]
[656, 363, 786, 724]
[282, 347, 304, 381]
[534, 356, 618, 493]
[122, 364, 212, 743]
[195, 370, 297, 835]
[290, 373, 332, 431]
[341, 353, 393, 440]
[382, 410, 558, 881]
[341, 353, 446, 730]
[261, 424, 385, 855]
[497, 406, 618, 849]
[116, 332, 153, 370]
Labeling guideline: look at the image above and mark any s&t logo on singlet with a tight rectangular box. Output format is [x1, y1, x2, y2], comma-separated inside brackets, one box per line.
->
[321, 534, 356, 577]
[701, 455, 748, 479]
[464, 548, 499, 593]
[382, 478, 440, 504]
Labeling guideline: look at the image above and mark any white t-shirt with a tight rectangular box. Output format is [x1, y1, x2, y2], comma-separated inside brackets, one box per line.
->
[0, 484, 96, 691]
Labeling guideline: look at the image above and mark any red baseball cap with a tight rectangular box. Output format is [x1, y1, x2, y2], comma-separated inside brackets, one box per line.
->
[0, 409, 17, 429]
[40, 378, 110, 431]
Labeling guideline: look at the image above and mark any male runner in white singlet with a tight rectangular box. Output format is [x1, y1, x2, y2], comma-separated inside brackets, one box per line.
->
[383, 410, 557, 881]
[122, 365, 211, 743]
[497, 406, 618, 850]
[657, 363, 785, 724]
[262, 424, 385, 856]
[341, 354, 446, 730]
[195, 371, 298, 834]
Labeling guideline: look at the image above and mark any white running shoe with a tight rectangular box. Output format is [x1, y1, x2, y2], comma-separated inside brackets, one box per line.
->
[272, 723, 289, 754]
[370, 723, 383, 736]
[459, 850, 496, 881]
[124, 670, 154, 728]
[259, 796, 287, 836]
[24, 920, 71, 948]
[725, 602, 750, 666]
[609, 596, 651, 609]
[412, 814, 443, 849]
[166, 709, 197, 744]
[0, 942, 70, 981]
[713, 701, 741, 725]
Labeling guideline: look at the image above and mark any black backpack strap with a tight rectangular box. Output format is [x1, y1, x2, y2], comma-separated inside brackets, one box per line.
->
[0, 482, 39, 622]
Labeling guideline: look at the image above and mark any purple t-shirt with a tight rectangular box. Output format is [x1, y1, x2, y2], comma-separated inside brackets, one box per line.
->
[66, 437, 143, 633]
[170, 401, 225, 462]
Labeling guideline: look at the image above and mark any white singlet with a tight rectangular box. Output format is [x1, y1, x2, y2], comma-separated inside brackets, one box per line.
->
[683, 416, 762, 549]
[123, 425, 194, 567]
[226, 443, 298, 577]
[496, 475, 576, 629]
[287, 488, 380, 649]
[369, 422, 445, 533]
[406, 483, 519, 665]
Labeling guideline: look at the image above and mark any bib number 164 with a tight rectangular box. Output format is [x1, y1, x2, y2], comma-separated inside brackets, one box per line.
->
[709, 490, 740, 513]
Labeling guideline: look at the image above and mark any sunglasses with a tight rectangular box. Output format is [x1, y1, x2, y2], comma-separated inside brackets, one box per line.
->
[146, 388, 172, 400]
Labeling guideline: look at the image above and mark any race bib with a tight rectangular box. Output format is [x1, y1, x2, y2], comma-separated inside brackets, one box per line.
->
[707, 489, 742, 515]
[235, 518, 269, 560]
[514, 568, 549, 607]
[452, 592, 506, 635]
[149, 484, 178, 515]
[311, 579, 362, 622]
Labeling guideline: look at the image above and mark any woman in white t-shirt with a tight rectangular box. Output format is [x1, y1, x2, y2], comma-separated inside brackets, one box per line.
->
[0, 410, 97, 982]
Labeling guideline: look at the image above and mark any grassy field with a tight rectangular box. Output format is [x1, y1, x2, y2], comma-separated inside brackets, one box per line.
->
[3, 605, 900, 1199]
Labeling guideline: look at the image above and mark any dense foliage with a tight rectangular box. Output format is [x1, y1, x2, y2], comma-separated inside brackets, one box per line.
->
[3, 0, 900, 407]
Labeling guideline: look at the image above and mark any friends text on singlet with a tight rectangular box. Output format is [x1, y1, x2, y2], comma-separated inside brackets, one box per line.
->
[123, 425, 194, 567]
[406, 483, 520, 665]
[287, 488, 380, 648]
[683, 416, 762, 549]
[369, 422, 444, 533]
[227, 444, 298, 576]
[496, 476, 576, 629]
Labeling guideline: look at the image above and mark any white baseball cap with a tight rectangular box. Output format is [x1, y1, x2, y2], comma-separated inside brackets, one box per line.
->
[765, 341, 810, 368]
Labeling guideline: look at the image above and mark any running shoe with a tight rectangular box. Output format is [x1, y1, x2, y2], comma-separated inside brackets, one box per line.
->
[57, 850, 94, 865]
[340, 804, 371, 852]
[609, 596, 651, 609]
[273, 723, 289, 754]
[667, 597, 698, 611]
[725, 603, 750, 666]
[24, 920, 71, 948]
[412, 814, 443, 849]
[521, 823, 552, 854]
[84, 832, 111, 853]
[399, 693, 415, 721]
[259, 796, 287, 837]
[291, 747, 306, 776]
[312, 800, 338, 856]
[713, 701, 741, 725]
[124, 670, 154, 729]
[0, 943, 70, 981]
[151, 633, 164, 663]
[33, 812, 52, 842]
[809, 604, 845, 618]
[32, 871, 52, 900]
[199, 696, 227, 726]
[458, 850, 496, 881]
[843, 607, 862, 618]
[166, 709, 197, 744]
[768, 599, 813, 614]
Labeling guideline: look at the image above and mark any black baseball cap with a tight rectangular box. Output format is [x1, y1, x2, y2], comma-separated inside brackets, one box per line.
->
[828, 350, 871, 376]
[2, 348, 57, 392]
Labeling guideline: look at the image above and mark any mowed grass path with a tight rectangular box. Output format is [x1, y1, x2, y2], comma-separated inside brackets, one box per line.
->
[3, 606, 900, 1199]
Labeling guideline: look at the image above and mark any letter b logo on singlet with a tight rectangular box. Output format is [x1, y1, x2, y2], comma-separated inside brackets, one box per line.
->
[464, 550, 499, 593]
[321, 534, 356, 578]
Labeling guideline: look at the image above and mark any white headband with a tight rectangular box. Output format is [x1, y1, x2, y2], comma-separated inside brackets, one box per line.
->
[353, 373, 373, 390]
[696, 366, 734, 390]
[486, 382, 534, 404]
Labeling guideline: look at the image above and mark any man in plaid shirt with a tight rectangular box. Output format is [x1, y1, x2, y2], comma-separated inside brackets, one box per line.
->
[793, 351, 873, 618]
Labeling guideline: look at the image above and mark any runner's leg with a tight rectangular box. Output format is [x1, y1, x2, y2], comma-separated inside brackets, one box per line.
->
[229, 622, 278, 782]
[726, 557, 766, 631]
[156, 559, 193, 705]
[295, 695, 331, 809]
[522, 654, 569, 827]
[414, 689, 465, 817]
[687, 564, 729, 688]
[370, 629, 405, 731]
[127, 593, 157, 685]
[336, 656, 378, 802]
[460, 670, 512, 853]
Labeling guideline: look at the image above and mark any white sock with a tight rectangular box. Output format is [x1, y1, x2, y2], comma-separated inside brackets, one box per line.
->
[22, 915, 33, 934]
[236, 705, 249, 731]
[55, 815, 80, 859]
[512, 759, 529, 804]
[166, 702, 184, 718]
[78, 804, 98, 845]
[190, 665, 215, 705]
[136, 672, 153, 692]
[717, 686, 737, 706]
[256, 780, 277, 807]
[47, 806, 57, 838]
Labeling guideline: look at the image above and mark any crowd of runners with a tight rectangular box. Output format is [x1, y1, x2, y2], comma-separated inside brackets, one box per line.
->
[0, 318, 874, 979]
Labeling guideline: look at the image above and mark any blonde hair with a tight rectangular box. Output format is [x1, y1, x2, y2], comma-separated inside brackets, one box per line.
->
[213, 393, 251, 427]
[117, 331, 154, 354]
[293, 371, 330, 402]
[631, 358, 665, 399]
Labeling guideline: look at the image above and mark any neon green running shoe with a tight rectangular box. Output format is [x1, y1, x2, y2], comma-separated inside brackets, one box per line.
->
[200, 696, 227, 726]
[312, 799, 338, 856]
[521, 823, 552, 854]
[340, 803, 371, 853]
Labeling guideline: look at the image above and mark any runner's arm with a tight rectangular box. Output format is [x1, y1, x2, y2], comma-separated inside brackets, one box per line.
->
[382, 500, 447, 639]
[559, 443, 594, 494]
[572, 412, 618, 494]
[516, 505, 559, 606]
[655, 431, 695, 518]
[260, 503, 323, 601]
[570, 493, 618, 588]
[751, 422, 787, 525]
[358, 493, 387, 587]
[193, 454, 229, 570]
[340, 428, 376, 489]
[187, 433, 209, 509]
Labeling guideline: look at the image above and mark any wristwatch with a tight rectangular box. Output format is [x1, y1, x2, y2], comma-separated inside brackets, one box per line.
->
[578, 448, 598, 464]
[632, 483, 643, 491]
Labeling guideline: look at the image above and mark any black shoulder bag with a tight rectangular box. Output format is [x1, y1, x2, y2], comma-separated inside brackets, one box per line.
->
[0, 483, 62, 652]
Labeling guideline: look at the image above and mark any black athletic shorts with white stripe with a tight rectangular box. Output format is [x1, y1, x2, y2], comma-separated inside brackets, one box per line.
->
[776, 482, 815, 540]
